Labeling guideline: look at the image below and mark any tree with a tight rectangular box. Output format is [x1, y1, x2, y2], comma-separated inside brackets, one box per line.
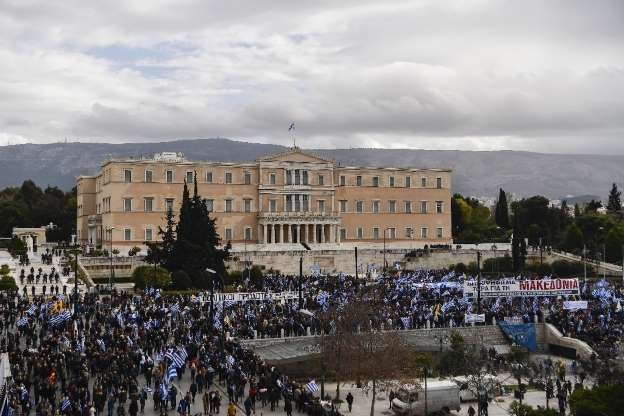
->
[132, 265, 171, 289]
[171, 270, 192, 290]
[604, 224, 624, 264]
[606, 183, 622, 214]
[569, 384, 624, 416]
[0, 275, 17, 291]
[146, 208, 177, 270]
[6, 236, 27, 258]
[508, 346, 530, 402]
[495, 188, 510, 229]
[561, 222, 583, 254]
[437, 331, 469, 376]
[511, 212, 527, 272]
[574, 203, 581, 217]
[585, 199, 602, 213]
[509, 402, 557, 416]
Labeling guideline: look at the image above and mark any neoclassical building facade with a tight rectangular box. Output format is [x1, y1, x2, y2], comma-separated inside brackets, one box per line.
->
[76, 148, 452, 252]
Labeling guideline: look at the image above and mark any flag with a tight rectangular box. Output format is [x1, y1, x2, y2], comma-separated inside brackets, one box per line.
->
[400, 317, 411, 330]
[170, 303, 180, 314]
[17, 317, 29, 327]
[222, 300, 235, 308]
[226, 355, 235, 366]
[96, 339, 106, 352]
[166, 366, 177, 383]
[26, 305, 37, 316]
[160, 382, 168, 399]
[288, 122, 295, 131]
[178, 347, 188, 361]
[306, 380, 319, 393]
[165, 350, 185, 369]
[61, 398, 71, 412]
[48, 310, 71, 327]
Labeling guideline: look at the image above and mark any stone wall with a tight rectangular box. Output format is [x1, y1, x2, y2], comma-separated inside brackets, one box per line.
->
[241, 324, 511, 363]
[538, 323, 595, 360]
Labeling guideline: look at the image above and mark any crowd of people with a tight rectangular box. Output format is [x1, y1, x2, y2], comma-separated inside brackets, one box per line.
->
[0, 253, 623, 416]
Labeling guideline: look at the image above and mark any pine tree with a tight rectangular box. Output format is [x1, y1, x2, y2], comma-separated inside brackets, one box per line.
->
[494, 188, 510, 229]
[607, 183, 622, 214]
[574, 203, 581, 217]
[511, 209, 526, 272]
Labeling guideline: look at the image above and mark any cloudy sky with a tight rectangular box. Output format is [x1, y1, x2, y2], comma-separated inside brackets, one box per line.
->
[1, 0, 623, 153]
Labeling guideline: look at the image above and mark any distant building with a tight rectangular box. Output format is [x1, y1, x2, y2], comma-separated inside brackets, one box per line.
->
[76, 147, 452, 252]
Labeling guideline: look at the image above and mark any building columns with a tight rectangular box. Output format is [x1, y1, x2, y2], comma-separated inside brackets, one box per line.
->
[271, 224, 276, 244]
[284, 224, 290, 243]
[320, 224, 325, 243]
[263, 224, 267, 244]
[293, 224, 298, 244]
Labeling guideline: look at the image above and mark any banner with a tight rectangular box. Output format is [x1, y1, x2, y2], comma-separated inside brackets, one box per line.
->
[563, 300, 588, 311]
[463, 278, 579, 298]
[503, 316, 524, 325]
[464, 313, 485, 324]
[210, 291, 300, 303]
[498, 322, 537, 352]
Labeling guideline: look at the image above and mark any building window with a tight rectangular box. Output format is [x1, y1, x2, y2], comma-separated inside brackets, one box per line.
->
[372, 201, 380, 213]
[405, 227, 413, 238]
[144, 197, 153, 213]
[293, 195, 300, 212]
[144, 170, 153, 183]
[437, 227, 443, 238]
[357, 227, 364, 239]
[340, 228, 347, 240]
[372, 176, 380, 187]
[389, 200, 396, 213]
[145, 229, 153, 241]
[123, 198, 132, 212]
[225, 172, 232, 184]
[339, 200, 347, 213]
[206, 171, 213, 183]
[225, 228, 233, 241]
[166, 198, 174, 213]
[389, 176, 395, 187]
[340, 175, 346, 186]
[421, 177, 427, 187]
[205, 199, 214, 212]
[269, 199, 277, 212]
[294, 170, 300, 185]
[270, 173, 276, 185]
[286, 170, 292, 185]
[124, 170, 132, 183]
[244, 198, 252, 213]
[388, 228, 396, 239]
[166, 170, 173, 183]
[405, 201, 412, 214]
[302, 195, 309, 211]
[302, 170, 309, 185]
[186, 171, 194, 184]
[225, 199, 233, 212]
[318, 175, 324, 185]
[372, 227, 380, 240]
[318, 200, 325, 213]
[421, 201, 428, 214]
[436, 177, 442, 189]
[124, 228, 131, 241]
[244, 227, 252, 241]
[286, 195, 292, 212]
[405, 176, 411, 188]
[356, 175, 362, 186]
[436, 201, 443, 213]
[244, 172, 251, 185]
[356, 201, 364, 213]
[421, 227, 428, 239]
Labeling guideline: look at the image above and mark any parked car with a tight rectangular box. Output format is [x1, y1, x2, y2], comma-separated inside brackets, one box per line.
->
[391, 380, 461, 416]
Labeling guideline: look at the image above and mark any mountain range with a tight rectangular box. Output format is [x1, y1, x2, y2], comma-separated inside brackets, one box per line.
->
[1, 138, 622, 200]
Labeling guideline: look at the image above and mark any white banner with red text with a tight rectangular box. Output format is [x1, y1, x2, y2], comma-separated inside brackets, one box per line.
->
[463, 278, 580, 298]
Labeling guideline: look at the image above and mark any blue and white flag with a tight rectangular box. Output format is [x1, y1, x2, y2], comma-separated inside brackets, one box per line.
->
[170, 303, 180, 314]
[166, 366, 177, 383]
[48, 310, 71, 327]
[17, 317, 29, 327]
[96, 339, 106, 352]
[226, 355, 235, 366]
[165, 350, 185, 369]
[306, 380, 319, 393]
[160, 382, 168, 399]
[400, 317, 412, 329]
[26, 305, 37, 316]
[60, 398, 71, 412]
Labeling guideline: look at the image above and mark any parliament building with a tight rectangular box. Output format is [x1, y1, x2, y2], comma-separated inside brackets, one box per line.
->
[76, 148, 452, 252]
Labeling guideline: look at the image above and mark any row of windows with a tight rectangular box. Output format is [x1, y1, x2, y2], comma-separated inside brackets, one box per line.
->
[341, 200, 444, 214]
[116, 226, 443, 242]
[120, 168, 445, 188]
[124, 169, 253, 185]
[115, 196, 444, 214]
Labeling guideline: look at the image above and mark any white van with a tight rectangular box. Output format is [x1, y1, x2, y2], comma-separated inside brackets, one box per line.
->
[391, 380, 461, 416]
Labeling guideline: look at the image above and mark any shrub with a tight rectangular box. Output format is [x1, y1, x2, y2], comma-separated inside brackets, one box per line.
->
[132, 265, 171, 289]
[551, 260, 587, 277]
[0, 264, 10, 276]
[128, 246, 141, 256]
[0, 275, 18, 291]
[7, 236, 27, 258]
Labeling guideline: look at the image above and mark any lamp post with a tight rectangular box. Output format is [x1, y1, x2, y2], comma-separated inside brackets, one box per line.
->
[299, 256, 303, 309]
[70, 234, 81, 316]
[383, 227, 392, 272]
[476, 250, 482, 314]
[206, 268, 216, 328]
[491, 245, 497, 275]
[107, 226, 115, 292]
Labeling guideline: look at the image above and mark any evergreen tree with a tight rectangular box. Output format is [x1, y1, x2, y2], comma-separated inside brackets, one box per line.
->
[494, 188, 510, 229]
[574, 203, 581, 217]
[607, 183, 622, 214]
[562, 222, 583, 254]
[585, 200, 602, 213]
[511, 209, 527, 272]
[146, 208, 177, 271]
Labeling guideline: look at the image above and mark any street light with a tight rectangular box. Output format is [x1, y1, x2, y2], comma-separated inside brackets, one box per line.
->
[70, 234, 81, 316]
[206, 268, 216, 328]
[107, 226, 115, 292]
[383, 227, 393, 271]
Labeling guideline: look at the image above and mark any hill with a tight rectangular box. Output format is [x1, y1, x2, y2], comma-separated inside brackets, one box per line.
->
[1, 139, 622, 199]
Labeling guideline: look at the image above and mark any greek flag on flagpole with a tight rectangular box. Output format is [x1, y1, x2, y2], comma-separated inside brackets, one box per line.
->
[61, 398, 71, 411]
[26, 305, 37, 315]
[226, 355, 235, 366]
[17, 317, 29, 327]
[170, 303, 180, 314]
[165, 350, 185, 368]
[178, 347, 188, 361]
[400, 317, 411, 330]
[49, 310, 71, 326]
[160, 382, 168, 399]
[96, 339, 106, 352]
[306, 380, 319, 393]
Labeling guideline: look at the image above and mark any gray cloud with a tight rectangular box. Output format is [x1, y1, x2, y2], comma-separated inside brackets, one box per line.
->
[0, 0, 623, 153]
